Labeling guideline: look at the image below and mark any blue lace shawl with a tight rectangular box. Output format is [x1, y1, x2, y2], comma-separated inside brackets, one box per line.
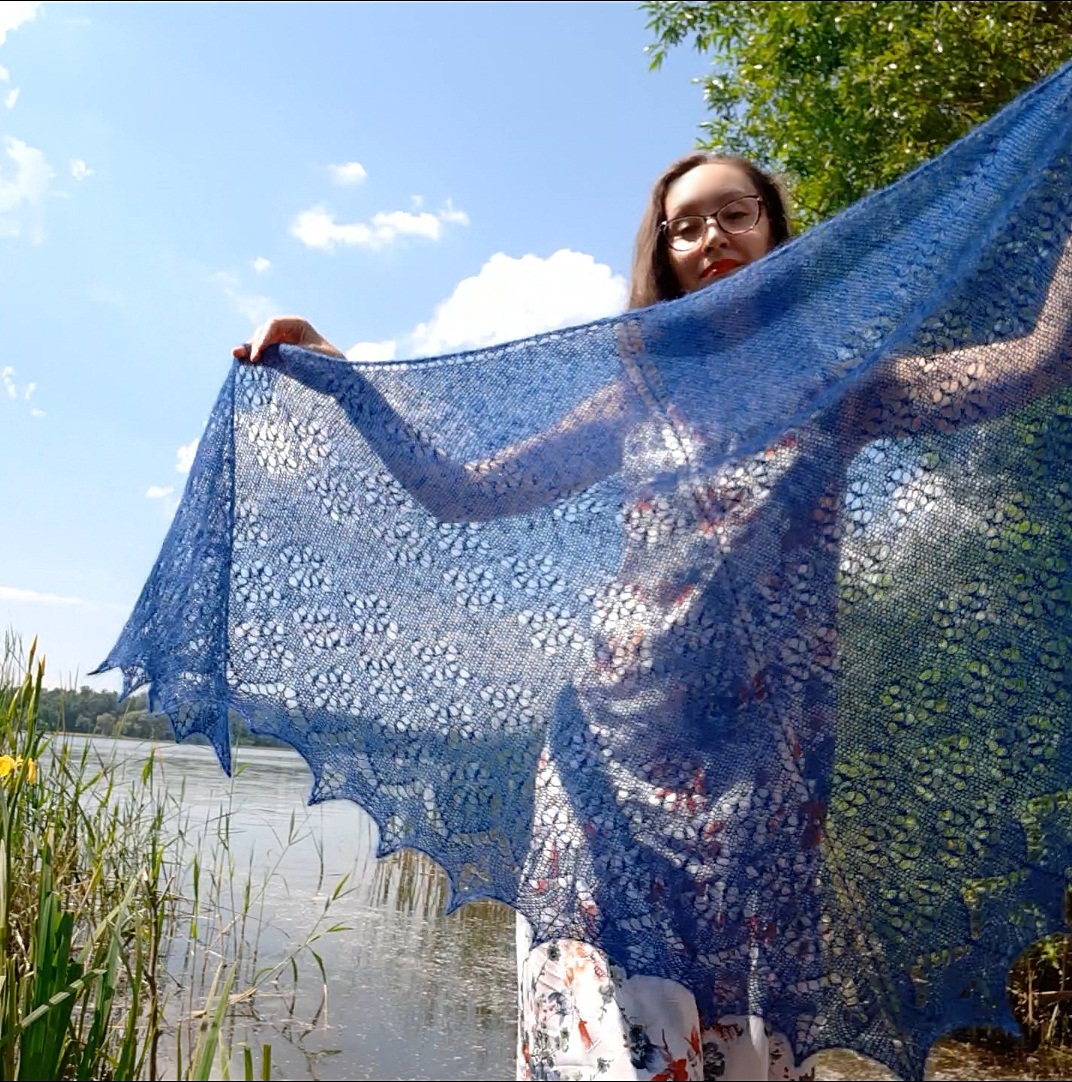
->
[97, 64, 1072, 1079]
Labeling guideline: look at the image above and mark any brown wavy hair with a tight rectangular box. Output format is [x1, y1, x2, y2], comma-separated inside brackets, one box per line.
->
[628, 154, 792, 310]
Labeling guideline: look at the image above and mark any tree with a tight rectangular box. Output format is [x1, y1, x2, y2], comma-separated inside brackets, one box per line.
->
[644, 1, 1072, 224]
[93, 712, 116, 737]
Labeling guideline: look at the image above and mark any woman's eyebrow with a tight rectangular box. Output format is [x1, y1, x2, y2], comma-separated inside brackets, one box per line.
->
[667, 189, 755, 214]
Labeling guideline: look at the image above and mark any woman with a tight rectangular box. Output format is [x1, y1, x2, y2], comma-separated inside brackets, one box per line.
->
[238, 153, 1071, 1081]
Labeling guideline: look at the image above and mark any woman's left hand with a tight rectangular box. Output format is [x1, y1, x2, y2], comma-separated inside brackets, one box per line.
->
[233, 315, 345, 363]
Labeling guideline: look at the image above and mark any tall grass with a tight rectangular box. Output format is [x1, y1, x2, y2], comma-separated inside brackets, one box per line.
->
[0, 639, 348, 1080]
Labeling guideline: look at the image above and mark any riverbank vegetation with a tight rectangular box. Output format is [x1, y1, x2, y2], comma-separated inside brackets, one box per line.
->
[34, 684, 286, 748]
[0, 641, 345, 1079]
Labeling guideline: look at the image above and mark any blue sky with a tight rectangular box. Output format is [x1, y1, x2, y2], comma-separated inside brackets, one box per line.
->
[0, 1, 711, 689]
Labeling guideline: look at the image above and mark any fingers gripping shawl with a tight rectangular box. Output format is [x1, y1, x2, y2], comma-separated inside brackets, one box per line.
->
[98, 65, 1072, 1079]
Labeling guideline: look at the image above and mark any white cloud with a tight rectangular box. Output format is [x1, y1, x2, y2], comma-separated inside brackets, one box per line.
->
[338, 250, 624, 365]
[409, 249, 627, 356]
[250, 256, 271, 275]
[144, 440, 199, 516]
[69, 159, 93, 180]
[2, 366, 41, 412]
[328, 161, 368, 186]
[290, 202, 469, 252]
[346, 339, 397, 363]
[0, 584, 85, 607]
[0, 5, 38, 113]
[176, 439, 199, 475]
[0, 135, 55, 242]
[213, 271, 275, 326]
[0, 3, 40, 47]
[437, 199, 468, 225]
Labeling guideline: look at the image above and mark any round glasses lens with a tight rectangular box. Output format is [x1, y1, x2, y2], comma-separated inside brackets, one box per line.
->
[718, 198, 760, 234]
[666, 217, 705, 250]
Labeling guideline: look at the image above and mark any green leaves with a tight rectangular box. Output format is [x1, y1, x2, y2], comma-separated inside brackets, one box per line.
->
[643, 1, 1072, 225]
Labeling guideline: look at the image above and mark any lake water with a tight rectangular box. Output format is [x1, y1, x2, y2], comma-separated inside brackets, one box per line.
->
[56, 735, 1072, 1082]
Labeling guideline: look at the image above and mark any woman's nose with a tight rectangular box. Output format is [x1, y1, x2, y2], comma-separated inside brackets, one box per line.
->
[702, 218, 729, 248]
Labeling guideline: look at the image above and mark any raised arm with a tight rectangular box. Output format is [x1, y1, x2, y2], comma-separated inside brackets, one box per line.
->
[270, 340, 644, 522]
[850, 234, 1072, 443]
[241, 318, 645, 522]
[347, 376, 639, 522]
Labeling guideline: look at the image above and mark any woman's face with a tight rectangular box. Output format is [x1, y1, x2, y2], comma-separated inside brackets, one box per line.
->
[663, 162, 773, 295]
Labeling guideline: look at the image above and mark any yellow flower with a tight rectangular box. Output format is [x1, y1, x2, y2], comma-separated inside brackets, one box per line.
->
[0, 755, 36, 783]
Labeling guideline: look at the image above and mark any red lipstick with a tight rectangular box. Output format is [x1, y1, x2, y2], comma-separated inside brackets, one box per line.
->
[703, 258, 741, 280]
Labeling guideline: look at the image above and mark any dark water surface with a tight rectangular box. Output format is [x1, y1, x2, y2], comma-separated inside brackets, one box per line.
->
[55, 736, 1072, 1081]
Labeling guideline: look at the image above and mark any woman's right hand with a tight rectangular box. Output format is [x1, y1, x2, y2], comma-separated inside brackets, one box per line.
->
[233, 316, 345, 363]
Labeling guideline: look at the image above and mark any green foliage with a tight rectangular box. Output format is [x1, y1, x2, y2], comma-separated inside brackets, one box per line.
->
[0, 646, 142, 1080]
[643, 1, 1072, 224]
[830, 387, 1072, 1044]
[0, 641, 351, 1079]
[34, 686, 285, 747]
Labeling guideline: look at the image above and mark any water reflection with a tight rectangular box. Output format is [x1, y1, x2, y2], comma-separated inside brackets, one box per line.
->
[50, 735, 516, 1081]
[45, 735, 1072, 1081]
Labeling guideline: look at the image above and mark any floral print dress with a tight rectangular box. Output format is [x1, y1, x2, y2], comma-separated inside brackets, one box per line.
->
[516, 916, 815, 1081]
[515, 419, 835, 1082]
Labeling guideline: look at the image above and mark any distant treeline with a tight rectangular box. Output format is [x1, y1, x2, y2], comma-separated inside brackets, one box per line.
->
[36, 686, 287, 748]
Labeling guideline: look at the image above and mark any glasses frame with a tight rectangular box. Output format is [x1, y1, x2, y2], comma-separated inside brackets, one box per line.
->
[660, 196, 765, 251]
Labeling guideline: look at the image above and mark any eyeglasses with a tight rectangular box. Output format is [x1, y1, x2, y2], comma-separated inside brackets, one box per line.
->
[660, 196, 764, 251]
